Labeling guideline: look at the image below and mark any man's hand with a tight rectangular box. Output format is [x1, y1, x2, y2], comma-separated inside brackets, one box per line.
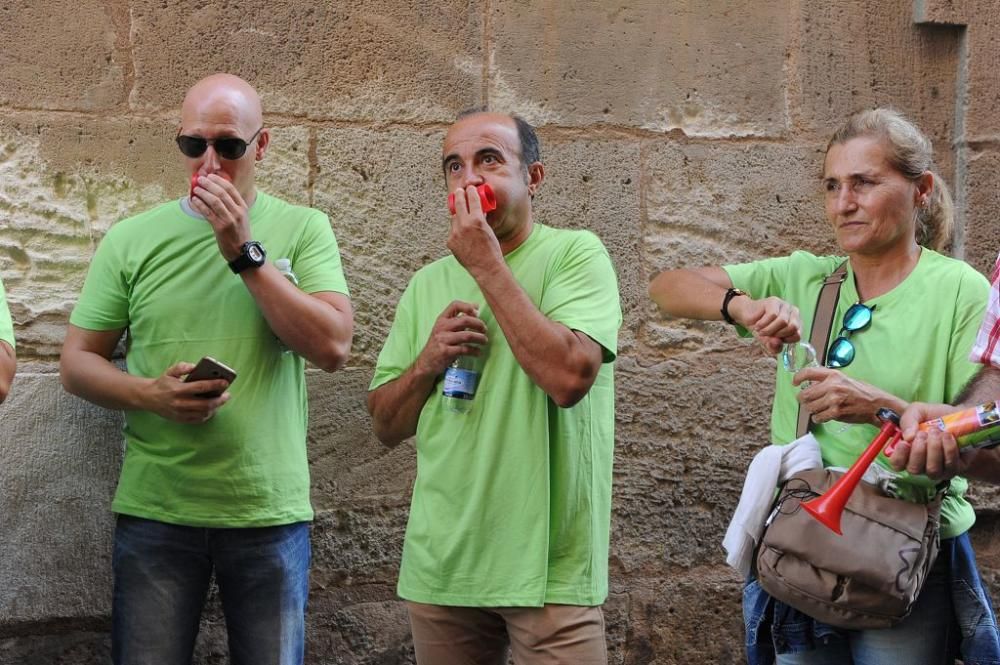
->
[890, 402, 974, 481]
[189, 174, 252, 261]
[793, 367, 904, 425]
[368, 300, 488, 447]
[447, 185, 504, 277]
[143, 361, 232, 424]
[727, 295, 801, 355]
[413, 301, 488, 378]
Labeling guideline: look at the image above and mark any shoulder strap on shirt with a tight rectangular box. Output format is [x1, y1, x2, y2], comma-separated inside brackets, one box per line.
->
[796, 261, 849, 438]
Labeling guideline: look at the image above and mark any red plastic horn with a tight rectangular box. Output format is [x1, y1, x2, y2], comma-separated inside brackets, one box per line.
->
[448, 183, 497, 215]
[801, 408, 902, 535]
[189, 172, 232, 199]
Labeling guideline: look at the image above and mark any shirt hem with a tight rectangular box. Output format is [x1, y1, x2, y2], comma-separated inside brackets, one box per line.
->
[397, 586, 606, 608]
[112, 502, 314, 528]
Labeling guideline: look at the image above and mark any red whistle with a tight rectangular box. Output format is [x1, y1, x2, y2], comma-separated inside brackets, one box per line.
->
[189, 172, 231, 199]
[448, 183, 497, 216]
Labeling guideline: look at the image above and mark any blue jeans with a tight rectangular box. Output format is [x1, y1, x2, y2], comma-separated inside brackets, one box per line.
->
[111, 515, 311, 665]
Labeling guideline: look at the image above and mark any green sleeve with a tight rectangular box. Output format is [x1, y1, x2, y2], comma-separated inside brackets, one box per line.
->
[944, 266, 990, 402]
[539, 232, 622, 362]
[291, 211, 350, 297]
[69, 231, 131, 331]
[723, 254, 795, 302]
[369, 279, 419, 391]
[0, 277, 14, 349]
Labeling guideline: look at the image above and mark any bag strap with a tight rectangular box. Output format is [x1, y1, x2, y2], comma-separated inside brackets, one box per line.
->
[796, 261, 849, 438]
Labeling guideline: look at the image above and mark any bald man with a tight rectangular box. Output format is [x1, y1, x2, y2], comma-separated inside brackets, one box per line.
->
[60, 74, 353, 665]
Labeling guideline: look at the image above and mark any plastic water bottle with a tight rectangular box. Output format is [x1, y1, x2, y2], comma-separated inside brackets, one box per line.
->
[442, 355, 480, 414]
[275, 258, 298, 286]
[275, 258, 298, 355]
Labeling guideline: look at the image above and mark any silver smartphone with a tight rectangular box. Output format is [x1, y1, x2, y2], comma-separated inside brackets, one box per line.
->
[183, 356, 237, 398]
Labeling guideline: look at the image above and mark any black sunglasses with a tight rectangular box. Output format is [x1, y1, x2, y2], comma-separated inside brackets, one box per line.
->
[175, 127, 264, 160]
[826, 302, 875, 368]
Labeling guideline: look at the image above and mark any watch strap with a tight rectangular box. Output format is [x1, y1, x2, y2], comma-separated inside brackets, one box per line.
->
[720, 288, 747, 325]
[228, 241, 265, 274]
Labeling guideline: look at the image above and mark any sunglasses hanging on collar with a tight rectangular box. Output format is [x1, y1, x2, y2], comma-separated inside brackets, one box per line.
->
[826, 302, 875, 368]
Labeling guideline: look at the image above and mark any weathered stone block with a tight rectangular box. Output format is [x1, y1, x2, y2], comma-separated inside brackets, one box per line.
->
[962, 23, 1000, 139]
[961, 148, 1000, 275]
[489, 0, 791, 135]
[914, 0, 973, 25]
[0, 116, 172, 361]
[533, 135, 642, 349]
[0, 1, 127, 112]
[0, 630, 110, 664]
[920, 1, 1000, 140]
[129, 1, 483, 122]
[0, 373, 122, 626]
[306, 368, 415, 509]
[613, 574, 745, 664]
[643, 139, 830, 273]
[313, 126, 449, 365]
[256, 126, 312, 207]
[612, 354, 774, 572]
[794, 0, 961, 152]
[307, 505, 412, 664]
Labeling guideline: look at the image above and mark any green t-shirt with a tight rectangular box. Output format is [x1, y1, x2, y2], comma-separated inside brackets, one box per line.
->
[370, 224, 622, 607]
[70, 192, 349, 527]
[725, 249, 988, 538]
[0, 277, 13, 350]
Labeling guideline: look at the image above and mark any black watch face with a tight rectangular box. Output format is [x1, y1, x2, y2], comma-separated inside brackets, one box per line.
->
[247, 244, 265, 262]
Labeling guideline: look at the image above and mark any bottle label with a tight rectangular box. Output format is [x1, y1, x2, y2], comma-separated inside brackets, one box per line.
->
[443, 367, 479, 400]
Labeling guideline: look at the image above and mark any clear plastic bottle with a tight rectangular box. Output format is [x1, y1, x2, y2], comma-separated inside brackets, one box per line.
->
[275, 258, 299, 286]
[275, 259, 298, 355]
[442, 355, 480, 414]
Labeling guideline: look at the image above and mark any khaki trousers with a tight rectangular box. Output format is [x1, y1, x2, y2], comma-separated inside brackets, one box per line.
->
[406, 601, 608, 665]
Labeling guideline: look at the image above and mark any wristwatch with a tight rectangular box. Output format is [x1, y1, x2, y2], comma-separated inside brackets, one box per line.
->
[228, 241, 267, 274]
[720, 288, 748, 325]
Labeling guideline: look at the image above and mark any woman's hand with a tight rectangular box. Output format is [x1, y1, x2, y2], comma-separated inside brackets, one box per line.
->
[728, 296, 802, 355]
[887, 401, 979, 481]
[792, 367, 907, 425]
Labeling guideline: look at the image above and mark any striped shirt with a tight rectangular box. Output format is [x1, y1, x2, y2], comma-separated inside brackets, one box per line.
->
[971, 251, 1000, 367]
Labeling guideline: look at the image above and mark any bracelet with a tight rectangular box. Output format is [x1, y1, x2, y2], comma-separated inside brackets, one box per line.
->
[721, 288, 748, 325]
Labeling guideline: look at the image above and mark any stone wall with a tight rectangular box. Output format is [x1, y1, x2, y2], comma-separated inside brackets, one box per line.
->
[2, 1, 999, 663]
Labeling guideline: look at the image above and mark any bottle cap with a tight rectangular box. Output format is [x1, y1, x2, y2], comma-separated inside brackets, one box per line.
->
[448, 183, 497, 216]
[275, 258, 291, 272]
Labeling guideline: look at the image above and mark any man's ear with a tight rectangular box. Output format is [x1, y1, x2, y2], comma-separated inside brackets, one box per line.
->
[526, 162, 544, 196]
[255, 129, 271, 162]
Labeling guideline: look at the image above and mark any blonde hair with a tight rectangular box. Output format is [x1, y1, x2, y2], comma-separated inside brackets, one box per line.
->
[827, 109, 954, 251]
